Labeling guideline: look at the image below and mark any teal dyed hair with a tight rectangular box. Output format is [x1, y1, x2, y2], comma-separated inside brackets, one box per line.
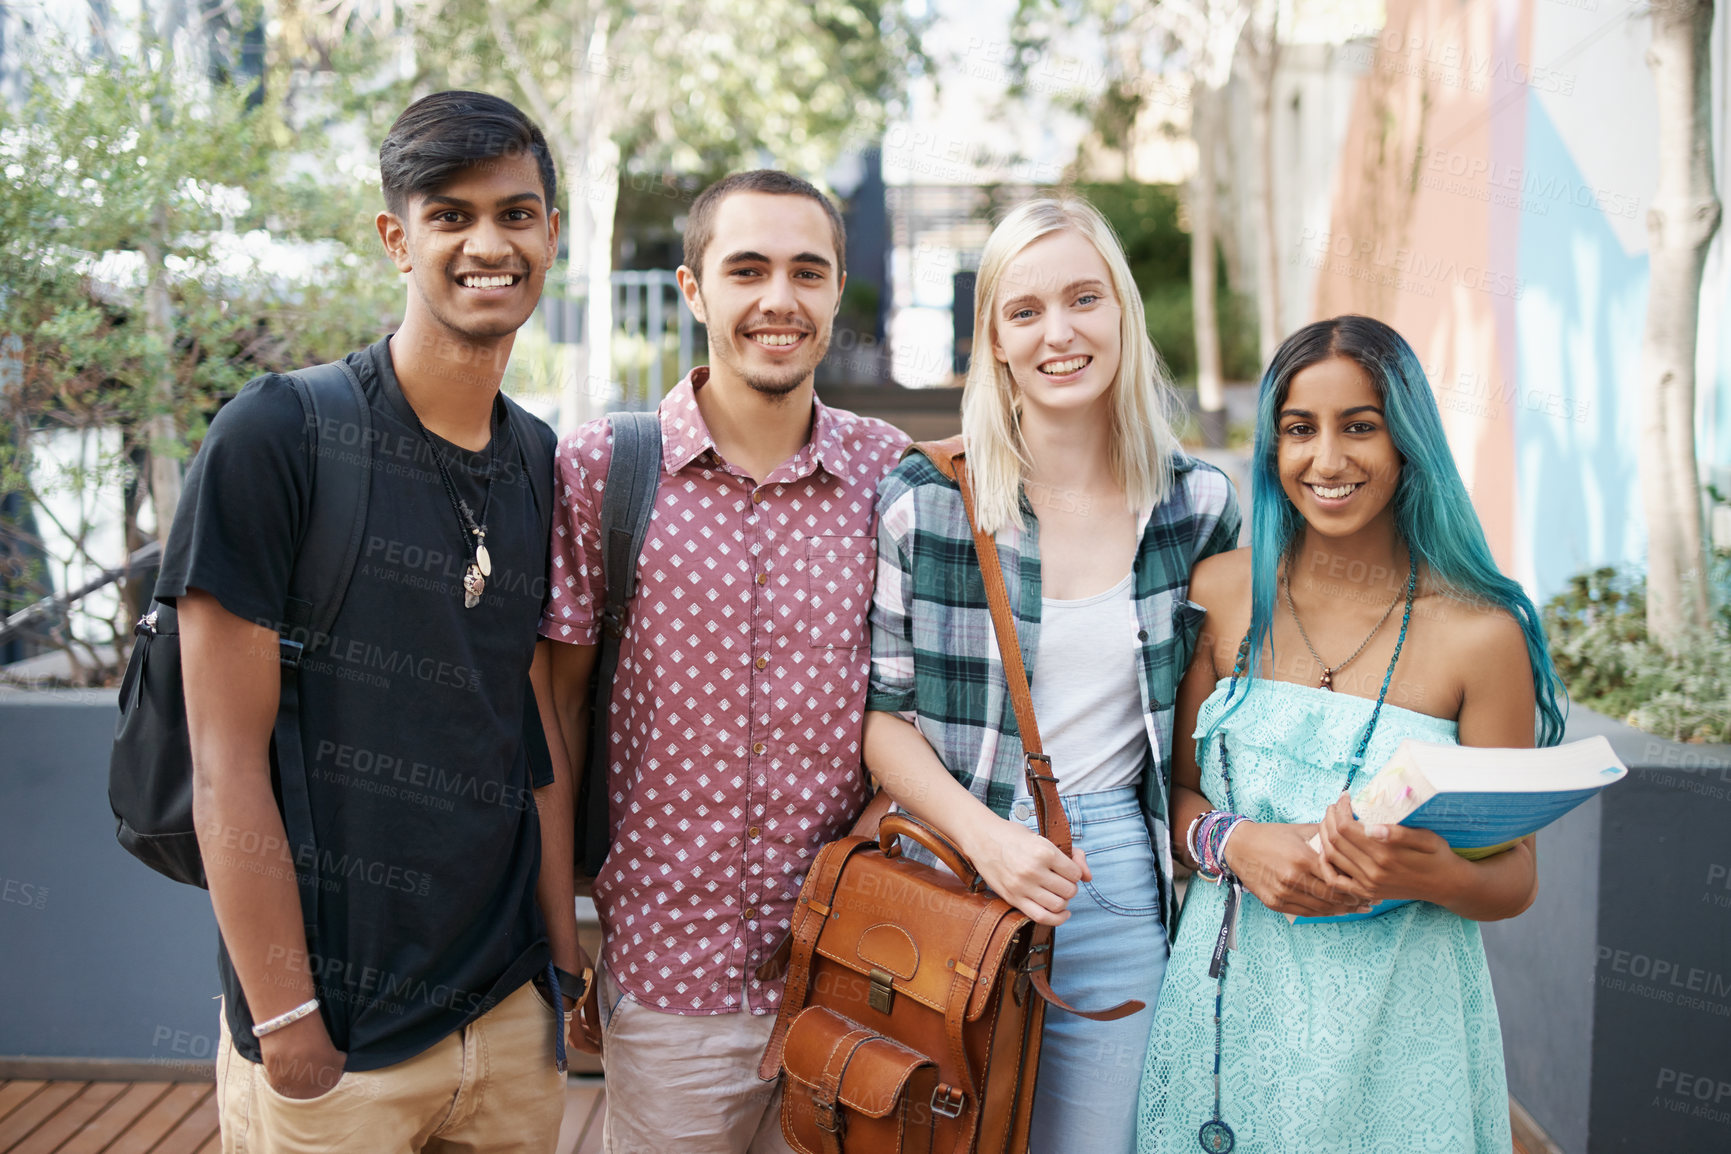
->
[1209, 315, 1566, 749]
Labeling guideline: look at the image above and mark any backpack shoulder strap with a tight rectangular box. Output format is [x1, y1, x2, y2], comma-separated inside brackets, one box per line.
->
[273, 357, 370, 949]
[282, 359, 371, 650]
[578, 410, 663, 875]
[599, 411, 663, 633]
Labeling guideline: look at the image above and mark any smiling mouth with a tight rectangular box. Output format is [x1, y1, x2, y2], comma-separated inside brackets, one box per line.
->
[457, 273, 523, 289]
[1038, 355, 1090, 376]
[1307, 482, 1362, 500]
[747, 331, 808, 349]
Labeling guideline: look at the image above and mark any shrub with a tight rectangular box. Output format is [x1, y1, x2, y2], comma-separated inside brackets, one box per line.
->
[1542, 563, 1731, 743]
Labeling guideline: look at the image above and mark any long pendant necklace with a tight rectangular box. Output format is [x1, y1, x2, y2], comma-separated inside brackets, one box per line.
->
[1283, 549, 1411, 690]
[408, 409, 498, 609]
[1196, 549, 1417, 1153]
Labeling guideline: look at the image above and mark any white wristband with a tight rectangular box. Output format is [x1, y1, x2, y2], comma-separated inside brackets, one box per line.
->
[251, 998, 321, 1038]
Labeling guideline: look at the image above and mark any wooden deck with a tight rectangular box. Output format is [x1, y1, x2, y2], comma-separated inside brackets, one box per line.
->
[2, 1077, 1550, 1153]
[0, 1079, 606, 1154]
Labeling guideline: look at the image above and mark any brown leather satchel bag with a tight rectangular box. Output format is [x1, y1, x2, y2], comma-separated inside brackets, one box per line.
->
[759, 437, 1142, 1154]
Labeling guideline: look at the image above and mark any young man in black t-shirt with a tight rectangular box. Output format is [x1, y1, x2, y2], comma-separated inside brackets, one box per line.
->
[158, 91, 592, 1153]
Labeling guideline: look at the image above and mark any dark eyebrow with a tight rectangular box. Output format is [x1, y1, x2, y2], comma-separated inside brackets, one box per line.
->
[720, 250, 832, 269]
[1278, 405, 1384, 420]
[422, 191, 543, 211]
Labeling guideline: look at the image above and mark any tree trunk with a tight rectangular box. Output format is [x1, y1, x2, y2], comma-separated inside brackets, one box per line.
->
[543, 9, 617, 431]
[1246, 29, 1281, 362]
[140, 209, 182, 542]
[1191, 82, 1227, 447]
[1639, 0, 1719, 646]
[584, 121, 619, 414]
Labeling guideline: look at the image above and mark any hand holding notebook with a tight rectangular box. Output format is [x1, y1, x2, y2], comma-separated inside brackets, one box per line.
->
[1293, 735, 1628, 923]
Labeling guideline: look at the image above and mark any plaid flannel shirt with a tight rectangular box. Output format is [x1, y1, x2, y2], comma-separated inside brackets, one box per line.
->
[865, 448, 1242, 930]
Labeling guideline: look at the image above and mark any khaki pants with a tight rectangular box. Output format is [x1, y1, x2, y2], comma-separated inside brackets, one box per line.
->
[216, 980, 566, 1154]
[598, 966, 795, 1154]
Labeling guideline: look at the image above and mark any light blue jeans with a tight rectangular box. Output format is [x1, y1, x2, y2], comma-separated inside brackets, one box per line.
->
[1010, 786, 1168, 1154]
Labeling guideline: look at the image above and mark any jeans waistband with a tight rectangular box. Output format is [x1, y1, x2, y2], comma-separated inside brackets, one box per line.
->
[1009, 786, 1143, 828]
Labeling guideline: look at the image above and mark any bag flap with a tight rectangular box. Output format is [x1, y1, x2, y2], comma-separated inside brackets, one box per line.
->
[811, 849, 1027, 1020]
[783, 1007, 934, 1119]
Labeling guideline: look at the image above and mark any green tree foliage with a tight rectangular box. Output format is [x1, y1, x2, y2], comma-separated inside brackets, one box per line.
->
[0, 29, 397, 676]
[1076, 181, 1259, 384]
[402, 0, 925, 423]
[0, 48, 392, 430]
[1542, 564, 1731, 743]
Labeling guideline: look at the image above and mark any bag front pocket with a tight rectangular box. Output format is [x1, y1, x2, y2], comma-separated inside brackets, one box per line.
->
[781, 1005, 941, 1154]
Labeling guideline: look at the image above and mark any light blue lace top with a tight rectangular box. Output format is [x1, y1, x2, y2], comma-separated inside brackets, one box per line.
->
[1137, 678, 1513, 1153]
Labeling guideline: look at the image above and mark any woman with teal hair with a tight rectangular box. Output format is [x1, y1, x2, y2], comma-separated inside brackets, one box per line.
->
[1136, 315, 1565, 1153]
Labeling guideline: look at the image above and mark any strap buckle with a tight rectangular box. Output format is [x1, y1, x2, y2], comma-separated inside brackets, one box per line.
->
[599, 605, 628, 640]
[930, 1084, 965, 1119]
[278, 637, 305, 668]
[812, 1097, 844, 1134]
[1023, 752, 1056, 783]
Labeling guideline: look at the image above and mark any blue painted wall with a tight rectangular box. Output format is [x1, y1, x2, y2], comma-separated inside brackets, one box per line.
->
[1514, 98, 1650, 604]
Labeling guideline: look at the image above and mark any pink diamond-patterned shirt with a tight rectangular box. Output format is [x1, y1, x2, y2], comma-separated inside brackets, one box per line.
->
[540, 369, 911, 1014]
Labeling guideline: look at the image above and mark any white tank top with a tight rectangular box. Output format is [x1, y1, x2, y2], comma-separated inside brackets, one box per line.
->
[1031, 571, 1145, 795]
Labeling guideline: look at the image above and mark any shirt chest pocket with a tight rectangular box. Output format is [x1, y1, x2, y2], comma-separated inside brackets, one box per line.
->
[800, 535, 876, 650]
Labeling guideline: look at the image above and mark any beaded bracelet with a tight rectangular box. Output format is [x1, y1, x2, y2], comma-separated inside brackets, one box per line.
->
[1190, 810, 1253, 881]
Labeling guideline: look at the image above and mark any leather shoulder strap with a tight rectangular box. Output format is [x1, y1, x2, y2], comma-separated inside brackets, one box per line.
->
[894, 437, 1145, 1023]
[907, 434, 964, 479]
[909, 439, 1071, 857]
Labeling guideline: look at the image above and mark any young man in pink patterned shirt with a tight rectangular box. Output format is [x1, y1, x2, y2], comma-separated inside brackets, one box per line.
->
[540, 171, 910, 1153]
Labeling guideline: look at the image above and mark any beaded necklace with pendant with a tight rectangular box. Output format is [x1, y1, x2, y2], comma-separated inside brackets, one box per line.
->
[1194, 549, 1417, 1153]
[408, 406, 498, 609]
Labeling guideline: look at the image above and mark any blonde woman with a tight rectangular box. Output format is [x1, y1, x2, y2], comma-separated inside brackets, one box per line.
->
[863, 197, 1241, 1150]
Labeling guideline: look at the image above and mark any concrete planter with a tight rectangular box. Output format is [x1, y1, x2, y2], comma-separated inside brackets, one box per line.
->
[1481, 707, 1731, 1153]
[0, 690, 219, 1071]
[0, 689, 604, 1079]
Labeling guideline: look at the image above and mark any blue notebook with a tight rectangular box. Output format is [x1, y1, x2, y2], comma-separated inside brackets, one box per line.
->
[1292, 735, 1628, 924]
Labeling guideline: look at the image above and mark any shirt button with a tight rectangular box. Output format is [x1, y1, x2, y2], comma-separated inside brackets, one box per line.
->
[755, 656, 768, 670]
[756, 573, 768, 585]
[749, 826, 761, 839]
[1138, 629, 1149, 641]
[744, 907, 757, 920]
[753, 742, 765, 754]
[753, 492, 765, 503]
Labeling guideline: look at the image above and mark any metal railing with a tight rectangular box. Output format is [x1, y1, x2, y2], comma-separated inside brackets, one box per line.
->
[534, 269, 699, 412]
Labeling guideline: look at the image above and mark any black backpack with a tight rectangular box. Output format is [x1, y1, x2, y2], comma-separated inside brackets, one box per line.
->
[109, 359, 555, 900]
[575, 410, 662, 877]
